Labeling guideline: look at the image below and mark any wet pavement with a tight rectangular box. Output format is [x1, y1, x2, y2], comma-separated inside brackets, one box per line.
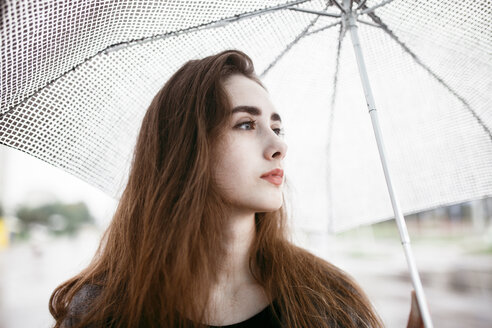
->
[1, 227, 491, 327]
[299, 229, 492, 327]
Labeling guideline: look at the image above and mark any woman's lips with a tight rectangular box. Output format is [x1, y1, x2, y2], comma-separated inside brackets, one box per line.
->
[261, 169, 284, 186]
[261, 175, 283, 186]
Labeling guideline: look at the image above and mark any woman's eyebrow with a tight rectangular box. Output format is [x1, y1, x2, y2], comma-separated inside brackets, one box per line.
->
[231, 105, 282, 122]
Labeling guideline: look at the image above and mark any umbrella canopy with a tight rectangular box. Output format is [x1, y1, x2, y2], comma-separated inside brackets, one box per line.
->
[1, 0, 491, 233]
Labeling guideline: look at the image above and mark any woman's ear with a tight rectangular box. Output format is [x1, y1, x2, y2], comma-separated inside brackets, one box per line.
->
[406, 290, 425, 328]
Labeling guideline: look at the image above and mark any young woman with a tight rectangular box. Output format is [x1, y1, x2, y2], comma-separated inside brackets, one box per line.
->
[50, 50, 384, 327]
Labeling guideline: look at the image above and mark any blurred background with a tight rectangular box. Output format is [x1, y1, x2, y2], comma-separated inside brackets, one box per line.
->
[0, 144, 491, 328]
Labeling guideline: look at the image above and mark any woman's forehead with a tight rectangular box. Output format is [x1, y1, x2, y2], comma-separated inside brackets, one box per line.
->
[224, 75, 280, 118]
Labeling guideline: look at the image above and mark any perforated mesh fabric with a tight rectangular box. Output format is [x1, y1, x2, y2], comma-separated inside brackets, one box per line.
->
[2, 0, 491, 231]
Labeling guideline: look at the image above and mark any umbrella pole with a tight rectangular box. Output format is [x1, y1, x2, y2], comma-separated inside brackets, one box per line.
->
[342, 4, 434, 328]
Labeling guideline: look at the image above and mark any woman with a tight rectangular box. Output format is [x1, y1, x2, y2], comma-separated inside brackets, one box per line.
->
[50, 50, 384, 327]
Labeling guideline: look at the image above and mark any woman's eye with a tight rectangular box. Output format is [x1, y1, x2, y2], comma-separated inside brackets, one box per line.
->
[273, 127, 284, 136]
[235, 121, 284, 136]
[236, 120, 256, 130]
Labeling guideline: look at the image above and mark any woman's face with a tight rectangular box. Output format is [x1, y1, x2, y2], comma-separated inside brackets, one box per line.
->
[212, 74, 287, 214]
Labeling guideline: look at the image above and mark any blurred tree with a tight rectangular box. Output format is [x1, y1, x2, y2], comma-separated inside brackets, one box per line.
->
[16, 201, 93, 235]
[0, 203, 7, 248]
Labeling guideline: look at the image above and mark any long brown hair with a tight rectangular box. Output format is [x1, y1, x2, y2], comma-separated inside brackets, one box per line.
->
[50, 50, 382, 327]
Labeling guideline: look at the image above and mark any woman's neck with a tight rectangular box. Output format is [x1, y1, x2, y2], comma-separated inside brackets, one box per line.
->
[204, 210, 269, 325]
[217, 209, 256, 287]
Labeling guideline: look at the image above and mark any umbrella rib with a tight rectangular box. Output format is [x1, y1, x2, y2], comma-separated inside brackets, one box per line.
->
[260, 4, 334, 78]
[355, 0, 368, 11]
[326, 24, 345, 231]
[259, 21, 318, 78]
[331, 0, 346, 14]
[1, 0, 312, 119]
[330, 25, 344, 113]
[288, 7, 341, 18]
[363, 11, 492, 142]
[359, 0, 396, 15]
[356, 19, 381, 28]
[105, 0, 314, 54]
[305, 20, 342, 37]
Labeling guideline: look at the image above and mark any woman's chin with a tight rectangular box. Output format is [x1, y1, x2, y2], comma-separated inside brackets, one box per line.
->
[255, 198, 283, 213]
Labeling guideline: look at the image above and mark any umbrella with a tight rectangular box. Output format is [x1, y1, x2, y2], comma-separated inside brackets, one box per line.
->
[2, 0, 491, 326]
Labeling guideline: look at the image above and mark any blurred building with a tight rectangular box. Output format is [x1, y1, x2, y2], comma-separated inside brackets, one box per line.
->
[0, 147, 8, 249]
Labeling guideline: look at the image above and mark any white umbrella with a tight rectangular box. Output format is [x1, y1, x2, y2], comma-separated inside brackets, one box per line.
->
[2, 1, 491, 326]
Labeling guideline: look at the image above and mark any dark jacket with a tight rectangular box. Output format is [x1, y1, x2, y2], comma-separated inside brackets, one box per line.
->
[62, 285, 102, 328]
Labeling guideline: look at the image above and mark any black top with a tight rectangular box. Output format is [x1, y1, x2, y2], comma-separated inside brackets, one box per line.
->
[208, 304, 281, 328]
[63, 285, 282, 328]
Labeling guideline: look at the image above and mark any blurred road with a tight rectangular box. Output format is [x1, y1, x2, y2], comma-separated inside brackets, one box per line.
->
[300, 229, 492, 327]
[1, 226, 491, 327]
[0, 228, 100, 328]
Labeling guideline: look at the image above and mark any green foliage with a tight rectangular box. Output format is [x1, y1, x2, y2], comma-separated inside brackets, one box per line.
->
[15, 201, 93, 235]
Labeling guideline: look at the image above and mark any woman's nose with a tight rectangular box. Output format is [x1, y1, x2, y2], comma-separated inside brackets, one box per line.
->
[264, 134, 287, 160]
